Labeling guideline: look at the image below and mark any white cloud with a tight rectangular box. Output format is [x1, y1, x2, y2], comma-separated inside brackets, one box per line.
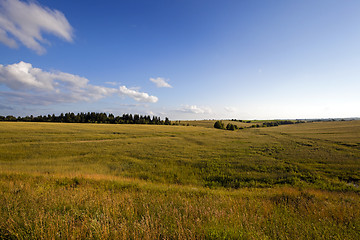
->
[119, 86, 158, 103]
[150, 77, 172, 88]
[0, 0, 73, 54]
[224, 106, 237, 112]
[179, 105, 212, 114]
[0, 28, 16, 47]
[0, 61, 158, 105]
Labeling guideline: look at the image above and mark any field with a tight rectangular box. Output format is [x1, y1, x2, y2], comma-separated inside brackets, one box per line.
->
[180, 120, 253, 128]
[0, 121, 359, 239]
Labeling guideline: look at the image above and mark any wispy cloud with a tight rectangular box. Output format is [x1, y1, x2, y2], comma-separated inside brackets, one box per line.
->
[0, 61, 158, 105]
[150, 77, 172, 88]
[0, 103, 13, 110]
[105, 81, 119, 86]
[179, 105, 212, 114]
[224, 106, 237, 112]
[0, 0, 73, 54]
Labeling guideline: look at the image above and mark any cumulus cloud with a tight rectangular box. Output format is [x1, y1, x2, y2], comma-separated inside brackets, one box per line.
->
[119, 86, 158, 103]
[150, 77, 172, 88]
[0, 61, 158, 105]
[179, 105, 212, 114]
[0, 0, 73, 54]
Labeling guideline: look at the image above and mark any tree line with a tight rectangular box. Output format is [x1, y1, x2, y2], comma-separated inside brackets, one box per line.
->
[0, 112, 171, 125]
[214, 120, 305, 131]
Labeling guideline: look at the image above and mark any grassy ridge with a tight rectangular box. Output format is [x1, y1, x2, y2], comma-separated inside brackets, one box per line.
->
[0, 121, 360, 239]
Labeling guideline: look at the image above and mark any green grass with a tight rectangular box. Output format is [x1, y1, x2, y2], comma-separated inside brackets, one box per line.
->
[0, 121, 359, 239]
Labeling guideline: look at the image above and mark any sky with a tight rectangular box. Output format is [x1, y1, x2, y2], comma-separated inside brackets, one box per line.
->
[0, 0, 360, 120]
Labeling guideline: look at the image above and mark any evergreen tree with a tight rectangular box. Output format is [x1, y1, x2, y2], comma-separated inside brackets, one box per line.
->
[214, 121, 224, 129]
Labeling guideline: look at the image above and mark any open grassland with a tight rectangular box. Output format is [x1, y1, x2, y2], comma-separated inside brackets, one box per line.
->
[0, 121, 359, 239]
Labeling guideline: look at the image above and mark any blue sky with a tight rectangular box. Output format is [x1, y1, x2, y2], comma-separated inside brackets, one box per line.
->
[0, 0, 359, 120]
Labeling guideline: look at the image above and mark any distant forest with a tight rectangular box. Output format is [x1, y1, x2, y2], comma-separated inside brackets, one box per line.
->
[0, 112, 171, 125]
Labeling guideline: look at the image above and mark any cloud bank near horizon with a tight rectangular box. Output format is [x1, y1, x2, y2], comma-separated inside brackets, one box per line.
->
[0, 0, 73, 54]
[0, 61, 158, 105]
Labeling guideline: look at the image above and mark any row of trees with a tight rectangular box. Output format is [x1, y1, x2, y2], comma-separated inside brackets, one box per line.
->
[214, 120, 305, 131]
[249, 120, 304, 128]
[230, 119, 252, 123]
[0, 112, 171, 125]
[261, 120, 298, 127]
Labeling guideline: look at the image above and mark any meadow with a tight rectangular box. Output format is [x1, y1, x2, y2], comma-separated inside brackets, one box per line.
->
[0, 121, 359, 239]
